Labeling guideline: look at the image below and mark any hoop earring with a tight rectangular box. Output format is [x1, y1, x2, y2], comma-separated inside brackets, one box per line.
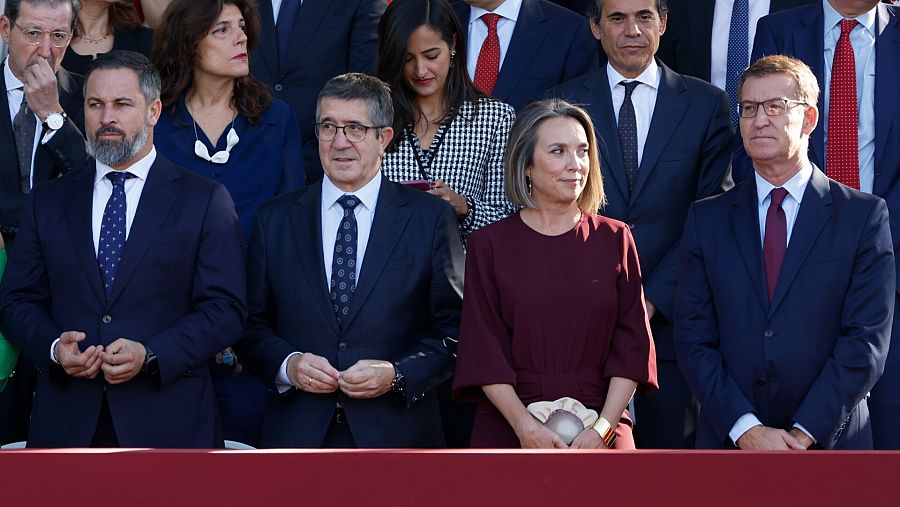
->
[525, 174, 532, 195]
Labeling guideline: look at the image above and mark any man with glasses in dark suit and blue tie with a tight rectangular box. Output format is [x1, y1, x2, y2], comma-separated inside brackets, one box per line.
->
[234, 73, 465, 448]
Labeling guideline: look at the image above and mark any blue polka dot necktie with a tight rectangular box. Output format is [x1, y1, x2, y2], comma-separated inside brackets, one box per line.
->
[330, 194, 360, 327]
[98, 171, 134, 299]
[725, 0, 750, 131]
[618, 80, 640, 191]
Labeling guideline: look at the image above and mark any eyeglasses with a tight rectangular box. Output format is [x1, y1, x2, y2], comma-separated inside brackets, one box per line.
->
[11, 20, 72, 48]
[738, 98, 808, 119]
[314, 122, 385, 142]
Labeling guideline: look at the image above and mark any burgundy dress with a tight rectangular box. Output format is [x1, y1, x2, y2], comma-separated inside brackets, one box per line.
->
[452, 212, 658, 448]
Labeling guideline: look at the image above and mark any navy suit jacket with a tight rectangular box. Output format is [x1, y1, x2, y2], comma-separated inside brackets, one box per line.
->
[549, 60, 732, 359]
[234, 176, 465, 448]
[250, 0, 387, 182]
[0, 155, 247, 448]
[0, 64, 88, 240]
[657, 0, 817, 82]
[453, 0, 599, 111]
[675, 167, 894, 449]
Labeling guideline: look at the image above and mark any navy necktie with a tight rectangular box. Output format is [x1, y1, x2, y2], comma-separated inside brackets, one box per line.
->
[98, 171, 135, 299]
[13, 90, 36, 193]
[330, 194, 360, 327]
[276, 0, 301, 66]
[763, 187, 788, 303]
[618, 80, 640, 191]
[725, 0, 750, 130]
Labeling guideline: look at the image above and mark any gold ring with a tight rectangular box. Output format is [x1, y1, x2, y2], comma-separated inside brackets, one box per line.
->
[307, 377, 313, 386]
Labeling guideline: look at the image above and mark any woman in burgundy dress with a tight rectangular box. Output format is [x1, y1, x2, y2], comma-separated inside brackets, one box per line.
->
[453, 99, 658, 449]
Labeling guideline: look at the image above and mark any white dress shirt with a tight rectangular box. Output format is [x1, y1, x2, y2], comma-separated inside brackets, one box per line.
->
[51, 148, 157, 363]
[606, 60, 661, 168]
[465, 0, 523, 81]
[821, 0, 877, 194]
[5, 57, 48, 189]
[729, 162, 816, 445]
[710, 0, 772, 92]
[275, 172, 383, 388]
[270, 0, 303, 23]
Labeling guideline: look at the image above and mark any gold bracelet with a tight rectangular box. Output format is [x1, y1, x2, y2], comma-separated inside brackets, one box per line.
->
[590, 417, 617, 448]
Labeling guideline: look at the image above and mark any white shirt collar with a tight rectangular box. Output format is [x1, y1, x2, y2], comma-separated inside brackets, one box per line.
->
[822, 0, 878, 37]
[469, 0, 522, 23]
[322, 170, 382, 212]
[94, 147, 157, 186]
[754, 162, 813, 206]
[4, 57, 24, 92]
[606, 58, 661, 91]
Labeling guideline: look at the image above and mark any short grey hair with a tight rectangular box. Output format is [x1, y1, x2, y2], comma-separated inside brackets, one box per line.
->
[4, 0, 82, 29]
[85, 50, 161, 104]
[316, 72, 394, 137]
[506, 99, 605, 213]
[586, 0, 668, 21]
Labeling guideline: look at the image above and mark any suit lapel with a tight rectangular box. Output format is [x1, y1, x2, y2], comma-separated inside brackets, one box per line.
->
[630, 62, 689, 204]
[0, 65, 19, 191]
[731, 179, 770, 310]
[282, 0, 331, 72]
[255, 0, 278, 77]
[795, 4, 826, 168]
[107, 157, 181, 305]
[873, 4, 900, 194]
[290, 182, 340, 334]
[341, 178, 412, 330]
[769, 167, 833, 314]
[687, 0, 715, 80]
[588, 68, 629, 202]
[492, 0, 547, 102]
[64, 165, 106, 303]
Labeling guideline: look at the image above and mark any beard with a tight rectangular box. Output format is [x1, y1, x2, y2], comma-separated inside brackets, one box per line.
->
[87, 120, 150, 167]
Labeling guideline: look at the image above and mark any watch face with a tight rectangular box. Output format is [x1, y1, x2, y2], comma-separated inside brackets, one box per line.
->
[46, 113, 65, 130]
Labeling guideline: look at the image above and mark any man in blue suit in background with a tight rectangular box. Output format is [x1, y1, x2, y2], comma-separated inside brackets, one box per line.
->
[234, 73, 465, 448]
[453, 0, 599, 110]
[0, 51, 247, 448]
[549, 0, 732, 448]
[734, 0, 900, 448]
[676, 55, 894, 450]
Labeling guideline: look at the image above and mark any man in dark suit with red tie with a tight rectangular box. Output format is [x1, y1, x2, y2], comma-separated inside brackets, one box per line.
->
[675, 55, 893, 450]
[0, 51, 247, 448]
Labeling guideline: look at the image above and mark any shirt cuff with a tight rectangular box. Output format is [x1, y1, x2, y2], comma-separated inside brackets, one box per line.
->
[41, 128, 57, 144]
[276, 352, 302, 393]
[50, 337, 61, 364]
[792, 423, 816, 444]
[729, 413, 762, 446]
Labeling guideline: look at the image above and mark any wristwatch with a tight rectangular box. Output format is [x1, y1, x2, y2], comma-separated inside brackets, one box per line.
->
[42, 111, 67, 131]
[590, 417, 618, 448]
[390, 362, 406, 399]
[141, 344, 159, 377]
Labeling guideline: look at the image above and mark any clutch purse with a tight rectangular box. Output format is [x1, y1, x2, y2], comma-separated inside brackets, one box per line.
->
[527, 397, 599, 445]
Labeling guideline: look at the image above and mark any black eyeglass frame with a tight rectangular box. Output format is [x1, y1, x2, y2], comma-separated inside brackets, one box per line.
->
[737, 98, 809, 119]
[314, 122, 387, 142]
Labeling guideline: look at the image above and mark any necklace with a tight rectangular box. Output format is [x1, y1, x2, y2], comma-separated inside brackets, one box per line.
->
[79, 33, 110, 44]
[191, 110, 239, 164]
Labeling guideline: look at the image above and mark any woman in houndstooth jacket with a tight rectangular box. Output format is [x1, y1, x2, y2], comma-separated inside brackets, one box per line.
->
[377, 0, 517, 240]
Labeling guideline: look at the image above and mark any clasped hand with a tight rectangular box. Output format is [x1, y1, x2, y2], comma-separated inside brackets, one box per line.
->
[286, 353, 395, 399]
[55, 331, 146, 385]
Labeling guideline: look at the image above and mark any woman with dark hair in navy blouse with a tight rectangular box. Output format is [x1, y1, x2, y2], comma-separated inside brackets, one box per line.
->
[151, 0, 304, 239]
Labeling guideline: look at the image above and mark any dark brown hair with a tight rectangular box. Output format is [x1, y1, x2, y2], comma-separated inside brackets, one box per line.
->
[75, 1, 141, 36]
[150, 0, 271, 124]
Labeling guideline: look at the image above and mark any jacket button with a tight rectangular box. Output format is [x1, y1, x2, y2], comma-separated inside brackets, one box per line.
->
[274, 83, 284, 92]
[338, 342, 348, 352]
[102, 314, 112, 324]
[756, 378, 766, 386]
[764, 329, 774, 338]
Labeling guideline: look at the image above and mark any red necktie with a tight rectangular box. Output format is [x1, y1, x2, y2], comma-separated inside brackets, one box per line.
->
[474, 13, 501, 95]
[826, 19, 859, 189]
[763, 188, 788, 303]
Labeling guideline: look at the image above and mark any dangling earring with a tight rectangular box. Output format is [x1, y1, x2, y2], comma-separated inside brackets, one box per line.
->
[525, 174, 532, 195]
[450, 49, 456, 66]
